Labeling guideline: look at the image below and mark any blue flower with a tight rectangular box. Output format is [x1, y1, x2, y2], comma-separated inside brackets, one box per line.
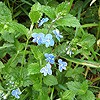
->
[40, 63, 52, 76]
[11, 89, 21, 99]
[52, 29, 63, 41]
[43, 34, 54, 47]
[45, 53, 55, 64]
[38, 17, 49, 27]
[32, 33, 45, 45]
[58, 59, 67, 72]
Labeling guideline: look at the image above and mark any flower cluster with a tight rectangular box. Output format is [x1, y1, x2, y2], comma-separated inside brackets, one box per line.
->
[40, 53, 67, 76]
[31, 18, 68, 76]
[11, 89, 21, 99]
[31, 28, 63, 47]
[32, 33, 54, 47]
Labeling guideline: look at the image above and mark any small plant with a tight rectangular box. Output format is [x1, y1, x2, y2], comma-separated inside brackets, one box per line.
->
[0, 0, 100, 100]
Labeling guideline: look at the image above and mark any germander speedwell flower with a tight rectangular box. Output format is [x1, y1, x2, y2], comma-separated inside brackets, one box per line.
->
[58, 59, 67, 72]
[44, 53, 55, 64]
[32, 33, 44, 45]
[40, 63, 52, 76]
[53, 29, 63, 41]
[43, 34, 54, 47]
[38, 17, 49, 27]
[11, 89, 21, 99]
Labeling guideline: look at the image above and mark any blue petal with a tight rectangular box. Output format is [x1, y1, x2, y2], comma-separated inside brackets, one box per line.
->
[38, 17, 49, 27]
[58, 59, 62, 64]
[50, 39, 54, 46]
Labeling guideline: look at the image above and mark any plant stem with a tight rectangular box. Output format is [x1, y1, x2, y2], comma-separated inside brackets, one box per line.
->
[61, 55, 100, 68]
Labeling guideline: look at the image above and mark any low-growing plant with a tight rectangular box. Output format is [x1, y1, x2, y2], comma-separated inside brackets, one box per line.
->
[0, 0, 100, 100]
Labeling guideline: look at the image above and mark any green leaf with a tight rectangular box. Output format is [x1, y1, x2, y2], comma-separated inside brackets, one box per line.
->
[10, 21, 28, 36]
[56, 14, 80, 27]
[29, 3, 42, 23]
[39, 88, 50, 100]
[29, 11, 42, 24]
[1, 31, 14, 43]
[78, 33, 96, 48]
[0, 61, 5, 69]
[0, 2, 12, 22]
[79, 90, 95, 100]
[56, 1, 70, 15]
[42, 6, 56, 19]
[30, 2, 42, 11]
[65, 67, 84, 78]
[62, 90, 75, 100]
[67, 81, 88, 95]
[31, 46, 43, 60]
[43, 75, 58, 86]
[28, 63, 40, 75]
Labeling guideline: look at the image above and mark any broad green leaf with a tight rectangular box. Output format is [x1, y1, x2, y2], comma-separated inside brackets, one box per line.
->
[0, 61, 5, 69]
[0, 2, 12, 22]
[31, 46, 43, 60]
[42, 6, 56, 19]
[67, 81, 88, 95]
[62, 90, 75, 100]
[29, 11, 42, 24]
[30, 2, 41, 11]
[43, 75, 58, 86]
[56, 1, 70, 15]
[32, 75, 42, 91]
[1, 31, 14, 43]
[29, 3, 42, 23]
[10, 21, 28, 36]
[78, 33, 96, 48]
[39, 88, 50, 100]
[56, 14, 80, 27]
[79, 90, 95, 100]
[33, 28, 48, 34]
[28, 63, 40, 75]
[65, 67, 84, 78]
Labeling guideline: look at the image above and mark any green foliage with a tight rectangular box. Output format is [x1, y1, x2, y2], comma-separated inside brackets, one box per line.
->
[0, 0, 100, 100]
[29, 3, 42, 23]
[43, 75, 58, 86]
[0, 2, 12, 22]
[56, 14, 80, 27]
[42, 6, 56, 19]
[28, 63, 41, 75]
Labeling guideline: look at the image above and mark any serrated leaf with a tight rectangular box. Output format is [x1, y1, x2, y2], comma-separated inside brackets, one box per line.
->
[0, 61, 5, 69]
[1, 31, 14, 43]
[28, 63, 40, 75]
[10, 21, 28, 36]
[78, 33, 96, 48]
[42, 6, 56, 19]
[67, 81, 88, 95]
[31, 2, 42, 11]
[33, 28, 48, 34]
[62, 90, 75, 100]
[31, 46, 43, 60]
[79, 90, 95, 100]
[56, 14, 80, 27]
[29, 11, 42, 24]
[29, 3, 42, 23]
[56, 1, 70, 15]
[0, 2, 12, 22]
[43, 75, 58, 86]
[65, 67, 84, 77]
